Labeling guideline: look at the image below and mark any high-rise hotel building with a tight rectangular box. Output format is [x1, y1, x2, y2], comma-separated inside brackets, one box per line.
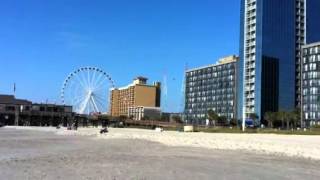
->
[110, 77, 161, 117]
[296, 0, 320, 108]
[237, 0, 320, 123]
[185, 55, 238, 124]
[301, 42, 320, 126]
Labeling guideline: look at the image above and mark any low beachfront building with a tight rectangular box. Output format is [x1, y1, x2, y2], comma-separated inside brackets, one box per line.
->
[128, 106, 161, 121]
[0, 94, 73, 126]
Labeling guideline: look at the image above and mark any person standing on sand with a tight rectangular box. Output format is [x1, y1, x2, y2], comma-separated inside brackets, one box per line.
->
[74, 119, 78, 130]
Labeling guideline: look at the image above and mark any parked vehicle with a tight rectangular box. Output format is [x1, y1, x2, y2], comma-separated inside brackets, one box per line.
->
[245, 119, 255, 128]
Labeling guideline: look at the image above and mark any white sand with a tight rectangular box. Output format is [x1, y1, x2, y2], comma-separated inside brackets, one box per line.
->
[5, 126, 320, 160]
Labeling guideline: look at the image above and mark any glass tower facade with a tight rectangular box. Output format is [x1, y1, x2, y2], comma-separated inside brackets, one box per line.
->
[238, 0, 320, 123]
[301, 42, 320, 126]
[296, 0, 320, 107]
[305, 0, 320, 44]
[238, 0, 297, 123]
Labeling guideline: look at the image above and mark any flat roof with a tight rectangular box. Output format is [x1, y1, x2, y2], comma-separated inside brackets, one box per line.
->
[186, 60, 236, 73]
[111, 81, 158, 91]
[32, 103, 72, 107]
[302, 41, 320, 49]
[134, 76, 148, 80]
[186, 55, 238, 73]
[0, 95, 32, 105]
[0, 94, 72, 107]
[129, 106, 161, 109]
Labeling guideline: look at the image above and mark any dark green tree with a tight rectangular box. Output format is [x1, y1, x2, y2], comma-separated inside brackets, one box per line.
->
[264, 112, 275, 128]
[172, 115, 183, 124]
[218, 116, 228, 126]
[207, 109, 219, 127]
[229, 118, 238, 127]
[290, 108, 300, 128]
[160, 114, 170, 122]
[276, 111, 286, 129]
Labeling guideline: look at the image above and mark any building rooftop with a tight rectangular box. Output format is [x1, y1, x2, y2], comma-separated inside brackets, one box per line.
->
[32, 103, 72, 107]
[134, 76, 148, 81]
[112, 76, 160, 90]
[186, 55, 238, 72]
[302, 41, 320, 48]
[0, 95, 32, 105]
[218, 55, 239, 64]
[0, 94, 72, 108]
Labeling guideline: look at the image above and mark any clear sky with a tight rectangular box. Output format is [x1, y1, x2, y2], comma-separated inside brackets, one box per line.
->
[0, 0, 240, 112]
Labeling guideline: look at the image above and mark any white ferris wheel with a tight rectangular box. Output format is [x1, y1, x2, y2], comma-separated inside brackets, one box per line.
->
[61, 67, 115, 115]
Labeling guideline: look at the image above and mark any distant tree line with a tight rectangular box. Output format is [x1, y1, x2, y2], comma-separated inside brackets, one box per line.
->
[207, 109, 237, 127]
[264, 109, 300, 129]
[206, 108, 302, 129]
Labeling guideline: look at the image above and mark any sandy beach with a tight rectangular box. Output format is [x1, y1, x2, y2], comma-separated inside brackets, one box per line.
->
[1, 127, 320, 180]
[5, 126, 320, 160]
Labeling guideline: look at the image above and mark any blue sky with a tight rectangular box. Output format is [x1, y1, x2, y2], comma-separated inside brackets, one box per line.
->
[0, 0, 240, 112]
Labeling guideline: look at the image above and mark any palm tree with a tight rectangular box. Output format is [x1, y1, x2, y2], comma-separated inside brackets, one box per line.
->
[280, 111, 298, 130]
[218, 116, 228, 126]
[207, 109, 219, 127]
[264, 112, 274, 128]
[276, 111, 286, 129]
[290, 108, 300, 129]
[285, 112, 291, 130]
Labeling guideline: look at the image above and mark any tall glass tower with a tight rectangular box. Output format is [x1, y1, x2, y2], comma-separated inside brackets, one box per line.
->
[237, 0, 316, 123]
[296, 0, 320, 108]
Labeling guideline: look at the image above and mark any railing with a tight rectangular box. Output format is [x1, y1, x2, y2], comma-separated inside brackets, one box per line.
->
[124, 119, 182, 128]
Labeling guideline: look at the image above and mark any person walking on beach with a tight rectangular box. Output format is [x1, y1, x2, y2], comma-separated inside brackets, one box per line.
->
[74, 119, 78, 130]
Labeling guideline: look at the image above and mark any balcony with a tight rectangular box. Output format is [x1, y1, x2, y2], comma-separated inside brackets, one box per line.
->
[245, 86, 255, 92]
[246, 70, 255, 76]
[247, 94, 255, 99]
[246, 101, 255, 107]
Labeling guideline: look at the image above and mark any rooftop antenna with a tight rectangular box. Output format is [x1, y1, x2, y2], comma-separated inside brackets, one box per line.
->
[180, 62, 188, 123]
[161, 71, 168, 112]
[180, 63, 188, 113]
[13, 83, 16, 97]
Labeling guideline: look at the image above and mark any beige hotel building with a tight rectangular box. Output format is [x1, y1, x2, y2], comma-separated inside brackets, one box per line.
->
[110, 77, 161, 117]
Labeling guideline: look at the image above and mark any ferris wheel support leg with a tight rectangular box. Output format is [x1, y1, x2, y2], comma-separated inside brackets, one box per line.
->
[91, 97, 100, 113]
[79, 94, 91, 114]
